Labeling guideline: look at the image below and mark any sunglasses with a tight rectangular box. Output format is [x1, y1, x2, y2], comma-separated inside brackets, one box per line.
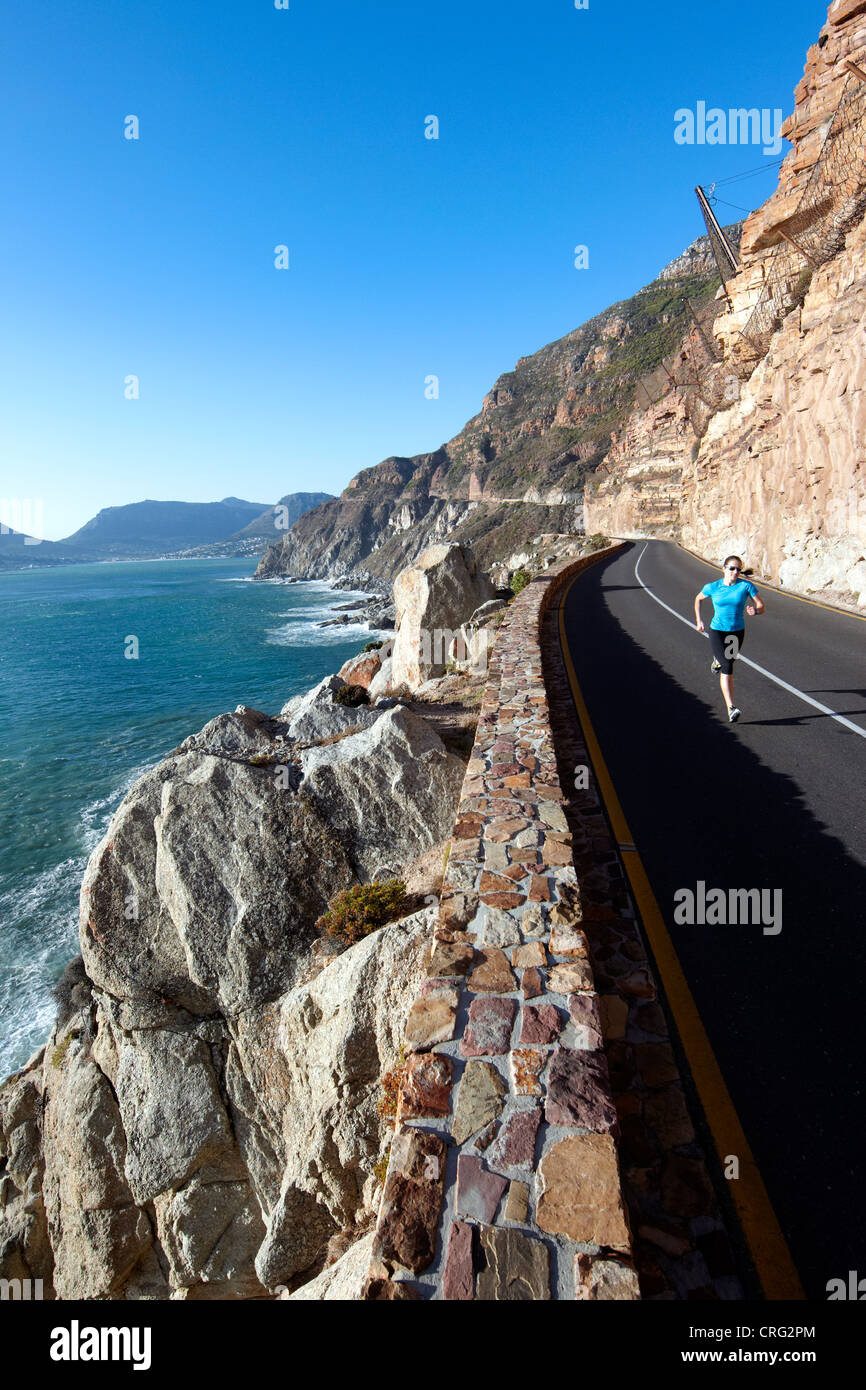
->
[726, 565, 741, 572]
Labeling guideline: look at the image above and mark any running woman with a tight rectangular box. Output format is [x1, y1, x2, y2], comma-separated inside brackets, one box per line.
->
[694, 555, 765, 722]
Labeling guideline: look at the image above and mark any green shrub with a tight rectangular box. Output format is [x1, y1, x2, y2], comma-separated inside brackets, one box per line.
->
[363, 640, 384, 652]
[316, 879, 407, 946]
[511, 567, 531, 594]
[334, 683, 370, 707]
[585, 533, 610, 552]
[373, 1142, 392, 1188]
[51, 1035, 74, 1070]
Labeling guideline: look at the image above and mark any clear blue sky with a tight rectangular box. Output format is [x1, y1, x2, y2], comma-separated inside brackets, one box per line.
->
[0, 0, 826, 539]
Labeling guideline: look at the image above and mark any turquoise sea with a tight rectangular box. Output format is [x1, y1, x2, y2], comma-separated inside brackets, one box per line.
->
[0, 558, 381, 1077]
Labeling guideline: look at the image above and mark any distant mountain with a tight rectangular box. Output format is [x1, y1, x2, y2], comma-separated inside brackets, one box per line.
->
[0, 493, 337, 571]
[61, 498, 269, 556]
[230, 493, 333, 543]
[0, 525, 74, 568]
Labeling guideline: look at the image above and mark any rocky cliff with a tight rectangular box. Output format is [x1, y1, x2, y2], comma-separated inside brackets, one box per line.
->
[586, 0, 866, 610]
[0, 682, 475, 1298]
[254, 232, 740, 587]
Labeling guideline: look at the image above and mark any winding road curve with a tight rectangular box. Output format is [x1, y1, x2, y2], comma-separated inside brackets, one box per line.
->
[559, 538, 866, 1300]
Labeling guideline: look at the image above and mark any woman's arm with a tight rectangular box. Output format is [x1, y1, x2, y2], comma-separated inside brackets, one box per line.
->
[694, 591, 706, 631]
[746, 592, 766, 616]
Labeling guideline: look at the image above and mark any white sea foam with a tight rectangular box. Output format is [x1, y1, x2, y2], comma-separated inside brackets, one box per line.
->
[265, 619, 390, 648]
[0, 760, 158, 1079]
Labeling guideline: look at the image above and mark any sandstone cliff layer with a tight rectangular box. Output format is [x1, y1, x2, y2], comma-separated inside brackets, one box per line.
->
[586, 0, 866, 609]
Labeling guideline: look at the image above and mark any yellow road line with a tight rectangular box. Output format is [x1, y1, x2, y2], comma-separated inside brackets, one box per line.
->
[557, 573, 805, 1301]
[675, 539, 866, 623]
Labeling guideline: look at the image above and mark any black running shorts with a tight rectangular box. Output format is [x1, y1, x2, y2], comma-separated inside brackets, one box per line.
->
[709, 627, 745, 675]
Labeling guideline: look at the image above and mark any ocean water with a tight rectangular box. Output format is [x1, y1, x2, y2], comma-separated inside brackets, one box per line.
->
[0, 557, 383, 1078]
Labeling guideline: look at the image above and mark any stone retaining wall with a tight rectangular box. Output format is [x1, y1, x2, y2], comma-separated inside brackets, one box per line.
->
[363, 544, 642, 1300]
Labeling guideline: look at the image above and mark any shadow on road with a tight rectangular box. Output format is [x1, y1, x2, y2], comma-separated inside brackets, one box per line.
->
[562, 547, 866, 1301]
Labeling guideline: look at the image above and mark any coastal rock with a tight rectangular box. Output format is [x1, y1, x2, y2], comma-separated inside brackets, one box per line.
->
[286, 675, 381, 742]
[3, 629, 460, 1303]
[391, 543, 494, 689]
[80, 719, 355, 1016]
[40, 1028, 167, 1299]
[301, 706, 465, 881]
[0, 1051, 54, 1291]
[1, 906, 429, 1300]
[338, 650, 382, 689]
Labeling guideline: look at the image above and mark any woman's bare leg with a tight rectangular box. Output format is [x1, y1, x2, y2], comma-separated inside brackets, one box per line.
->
[720, 674, 735, 710]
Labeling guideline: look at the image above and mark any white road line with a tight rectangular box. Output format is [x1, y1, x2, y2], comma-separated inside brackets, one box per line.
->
[633, 542, 866, 741]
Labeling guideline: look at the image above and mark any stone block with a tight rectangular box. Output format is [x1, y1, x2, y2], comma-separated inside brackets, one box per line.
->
[452, 1061, 508, 1144]
[467, 947, 517, 994]
[545, 1046, 617, 1130]
[461, 996, 517, 1057]
[398, 1052, 454, 1120]
[536, 1134, 630, 1250]
[510, 1047, 546, 1097]
[477, 1227, 550, 1300]
[456, 1155, 508, 1224]
[574, 1253, 640, 1301]
[504, 1181, 529, 1224]
[519, 1003, 562, 1046]
[442, 1220, 474, 1301]
[404, 980, 460, 1051]
[512, 941, 547, 969]
[489, 1106, 541, 1168]
[521, 967, 543, 999]
[374, 1129, 447, 1273]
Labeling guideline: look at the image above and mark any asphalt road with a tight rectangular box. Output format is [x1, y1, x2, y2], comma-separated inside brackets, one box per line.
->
[561, 539, 866, 1301]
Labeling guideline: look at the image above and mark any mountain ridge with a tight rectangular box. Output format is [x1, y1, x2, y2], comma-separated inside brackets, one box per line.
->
[0, 492, 333, 569]
[254, 224, 742, 585]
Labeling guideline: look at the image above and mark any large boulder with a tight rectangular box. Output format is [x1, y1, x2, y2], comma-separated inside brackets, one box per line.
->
[80, 710, 355, 1017]
[390, 543, 494, 689]
[338, 650, 382, 690]
[285, 675, 381, 742]
[301, 706, 466, 880]
[1, 907, 431, 1300]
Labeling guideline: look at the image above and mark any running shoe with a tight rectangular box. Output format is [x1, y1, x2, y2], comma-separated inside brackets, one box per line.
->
[711, 659, 721, 673]
[728, 706, 741, 723]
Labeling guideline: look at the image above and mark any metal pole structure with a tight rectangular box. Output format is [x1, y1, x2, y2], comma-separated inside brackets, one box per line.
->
[695, 185, 741, 294]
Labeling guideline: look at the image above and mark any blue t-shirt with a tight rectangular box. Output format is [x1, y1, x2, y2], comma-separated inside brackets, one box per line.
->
[701, 578, 757, 631]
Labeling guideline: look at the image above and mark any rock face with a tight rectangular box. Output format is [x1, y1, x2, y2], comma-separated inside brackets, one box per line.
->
[338, 649, 382, 689]
[284, 675, 381, 743]
[0, 909, 430, 1300]
[302, 706, 466, 877]
[680, 216, 866, 605]
[0, 681, 464, 1299]
[390, 543, 494, 689]
[79, 706, 354, 1017]
[586, 1, 866, 609]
